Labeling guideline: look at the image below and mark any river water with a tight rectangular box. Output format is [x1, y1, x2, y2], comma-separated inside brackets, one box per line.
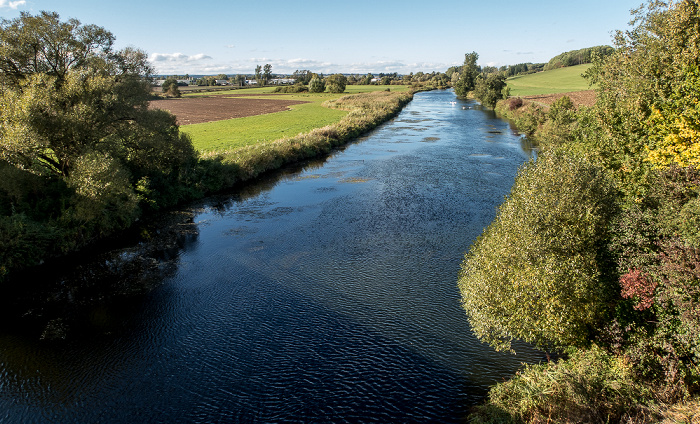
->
[0, 89, 542, 423]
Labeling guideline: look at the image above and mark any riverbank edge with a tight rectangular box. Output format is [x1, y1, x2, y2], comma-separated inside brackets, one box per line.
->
[464, 95, 700, 423]
[1, 89, 418, 284]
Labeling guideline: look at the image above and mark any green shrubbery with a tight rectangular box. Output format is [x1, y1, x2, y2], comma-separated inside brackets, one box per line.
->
[469, 346, 653, 423]
[464, 1, 700, 420]
[273, 83, 308, 93]
[459, 151, 618, 352]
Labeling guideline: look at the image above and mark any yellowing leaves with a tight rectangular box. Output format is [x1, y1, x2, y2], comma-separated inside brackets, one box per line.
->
[645, 67, 700, 168]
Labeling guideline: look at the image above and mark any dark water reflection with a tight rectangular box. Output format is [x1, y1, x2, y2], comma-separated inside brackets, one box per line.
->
[0, 90, 541, 423]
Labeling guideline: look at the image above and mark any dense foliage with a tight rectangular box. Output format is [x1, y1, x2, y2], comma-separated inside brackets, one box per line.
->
[459, 151, 618, 352]
[325, 73, 347, 93]
[462, 0, 700, 420]
[543, 45, 614, 71]
[0, 12, 198, 278]
[308, 76, 325, 93]
[454, 52, 480, 97]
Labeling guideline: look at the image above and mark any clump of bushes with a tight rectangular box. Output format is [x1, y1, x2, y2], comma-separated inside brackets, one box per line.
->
[507, 97, 523, 111]
[468, 346, 653, 423]
[273, 83, 308, 93]
[459, 151, 619, 352]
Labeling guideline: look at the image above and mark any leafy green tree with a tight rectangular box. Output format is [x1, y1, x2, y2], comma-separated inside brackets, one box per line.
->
[262, 64, 272, 85]
[582, 0, 700, 195]
[292, 69, 313, 85]
[308, 76, 325, 93]
[473, 72, 507, 108]
[325, 73, 347, 93]
[458, 151, 619, 352]
[162, 78, 181, 97]
[0, 11, 195, 231]
[454, 51, 480, 97]
[254, 64, 262, 85]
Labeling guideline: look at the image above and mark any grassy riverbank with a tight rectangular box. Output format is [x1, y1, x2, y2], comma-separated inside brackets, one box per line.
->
[183, 86, 410, 152]
[195, 90, 415, 190]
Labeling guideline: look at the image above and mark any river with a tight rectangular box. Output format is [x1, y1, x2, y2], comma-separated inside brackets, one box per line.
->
[0, 89, 543, 423]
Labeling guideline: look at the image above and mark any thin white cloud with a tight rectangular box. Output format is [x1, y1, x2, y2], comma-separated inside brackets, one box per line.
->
[0, 0, 26, 9]
[149, 52, 212, 63]
[149, 55, 454, 76]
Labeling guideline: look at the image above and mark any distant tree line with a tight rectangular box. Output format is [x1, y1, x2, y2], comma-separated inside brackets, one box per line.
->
[543, 45, 614, 71]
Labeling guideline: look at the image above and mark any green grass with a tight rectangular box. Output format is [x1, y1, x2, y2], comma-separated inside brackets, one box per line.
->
[507, 64, 594, 96]
[181, 85, 409, 152]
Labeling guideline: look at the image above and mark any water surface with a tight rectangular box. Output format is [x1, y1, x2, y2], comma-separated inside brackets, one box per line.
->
[0, 90, 541, 423]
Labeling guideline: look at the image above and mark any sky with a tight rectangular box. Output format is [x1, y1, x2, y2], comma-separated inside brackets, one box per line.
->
[0, 0, 645, 76]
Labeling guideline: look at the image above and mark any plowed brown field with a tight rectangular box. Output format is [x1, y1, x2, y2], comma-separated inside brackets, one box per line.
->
[149, 95, 308, 125]
[521, 90, 596, 108]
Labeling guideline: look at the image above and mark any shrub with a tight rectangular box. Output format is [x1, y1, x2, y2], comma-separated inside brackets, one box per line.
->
[273, 84, 308, 93]
[458, 151, 619, 352]
[308, 76, 325, 93]
[507, 97, 523, 111]
[469, 346, 653, 423]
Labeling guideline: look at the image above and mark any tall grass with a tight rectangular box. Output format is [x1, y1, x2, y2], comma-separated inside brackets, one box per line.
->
[468, 346, 655, 423]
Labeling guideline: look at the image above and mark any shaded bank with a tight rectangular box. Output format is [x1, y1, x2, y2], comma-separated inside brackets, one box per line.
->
[1, 90, 415, 282]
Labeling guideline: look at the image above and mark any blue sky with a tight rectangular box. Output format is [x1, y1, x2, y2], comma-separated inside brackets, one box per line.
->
[1, 0, 644, 76]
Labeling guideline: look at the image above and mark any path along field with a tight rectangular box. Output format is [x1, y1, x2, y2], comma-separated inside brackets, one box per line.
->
[149, 85, 410, 152]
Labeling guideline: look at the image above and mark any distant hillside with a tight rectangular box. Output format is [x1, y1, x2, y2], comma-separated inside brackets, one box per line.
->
[543, 45, 614, 71]
[506, 64, 594, 96]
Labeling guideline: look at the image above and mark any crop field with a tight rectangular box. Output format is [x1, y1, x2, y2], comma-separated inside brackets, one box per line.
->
[156, 85, 410, 152]
[507, 64, 594, 96]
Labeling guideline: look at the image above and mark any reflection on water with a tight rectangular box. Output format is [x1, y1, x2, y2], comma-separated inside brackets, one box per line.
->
[0, 90, 540, 423]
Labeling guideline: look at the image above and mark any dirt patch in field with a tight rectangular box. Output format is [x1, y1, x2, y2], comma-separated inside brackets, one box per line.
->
[149, 96, 308, 125]
[521, 90, 596, 108]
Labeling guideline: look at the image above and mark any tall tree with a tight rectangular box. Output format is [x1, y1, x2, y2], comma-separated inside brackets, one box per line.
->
[262, 63, 272, 85]
[254, 64, 262, 85]
[454, 51, 480, 97]
[0, 12, 195, 231]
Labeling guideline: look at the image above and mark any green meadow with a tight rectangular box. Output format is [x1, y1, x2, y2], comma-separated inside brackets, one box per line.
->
[181, 85, 411, 152]
[506, 64, 594, 96]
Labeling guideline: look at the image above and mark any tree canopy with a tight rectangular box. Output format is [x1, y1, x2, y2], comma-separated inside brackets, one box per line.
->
[458, 152, 618, 352]
[0, 11, 196, 265]
[325, 73, 347, 93]
[454, 52, 480, 97]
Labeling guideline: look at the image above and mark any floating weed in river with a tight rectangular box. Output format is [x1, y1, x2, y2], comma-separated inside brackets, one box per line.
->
[294, 174, 321, 181]
[422, 137, 440, 143]
[339, 177, 372, 183]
